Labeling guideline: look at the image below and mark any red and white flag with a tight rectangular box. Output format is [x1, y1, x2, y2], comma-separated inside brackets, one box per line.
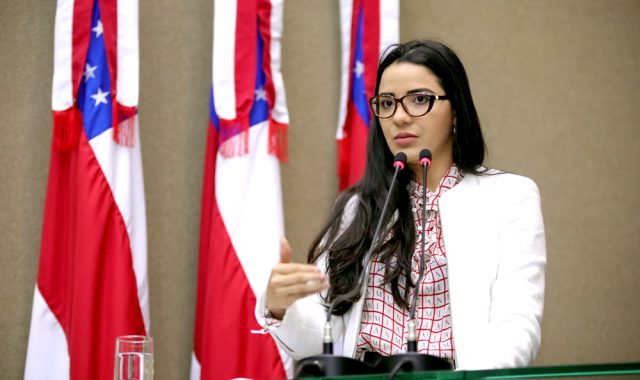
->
[336, 0, 399, 190]
[24, 0, 149, 379]
[191, 0, 291, 378]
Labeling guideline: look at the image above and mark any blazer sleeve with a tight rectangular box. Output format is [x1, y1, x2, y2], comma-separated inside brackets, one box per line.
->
[253, 196, 360, 360]
[482, 175, 547, 368]
[254, 284, 343, 360]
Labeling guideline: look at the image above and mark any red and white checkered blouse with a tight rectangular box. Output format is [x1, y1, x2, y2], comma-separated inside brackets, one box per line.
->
[355, 165, 462, 360]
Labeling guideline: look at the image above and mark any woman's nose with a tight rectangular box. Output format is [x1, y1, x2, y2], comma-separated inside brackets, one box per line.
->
[392, 103, 412, 125]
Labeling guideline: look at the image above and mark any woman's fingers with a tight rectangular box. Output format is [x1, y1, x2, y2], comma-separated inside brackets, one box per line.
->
[266, 265, 329, 311]
[270, 268, 324, 287]
[272, 273, 329, 301]
[279, 238, 292, 263]
[272, 262, 320, 275]
[268, 283, 327, 312]
[265, 240, 329, 315]
[273, 276, 328, 297]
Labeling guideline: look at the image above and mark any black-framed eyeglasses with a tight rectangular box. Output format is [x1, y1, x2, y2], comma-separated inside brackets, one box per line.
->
[369, 93, 448, 119]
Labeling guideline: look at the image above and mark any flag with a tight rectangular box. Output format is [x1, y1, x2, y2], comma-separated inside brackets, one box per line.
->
[190, 0, 291, 379]
[24, 0, 148, 379]
[336, 0, 399, 190]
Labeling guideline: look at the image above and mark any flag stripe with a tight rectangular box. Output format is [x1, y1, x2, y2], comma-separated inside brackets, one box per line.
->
[192, 121, 218, 365]
[258, 0, 275, 114]
[350, 5, 371, 126]
[339, 103, 369, 188]
[362, 1, 379, 100]
[52, 0, 74, 111]
[212, 0, 238, 120]
[116, 0, 139, 106]
[214, 123, 287, 379]
[99, 0, 118, 89]
[71, 0, 93, 100]
[379, 0, 399, 55]
[24, 287, 69, 380]
[34, 130, 146, 379]
[89, 122, 149, 330]
[216, 123, 283, 300]
[193, 122, 289, 379]
[233, 0, 258, 124]
[266, 0, 288, 124]
[336, 0, 353, 140]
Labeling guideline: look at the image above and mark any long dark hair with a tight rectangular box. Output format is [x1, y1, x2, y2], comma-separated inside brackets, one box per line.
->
[308, 40, 486, 315]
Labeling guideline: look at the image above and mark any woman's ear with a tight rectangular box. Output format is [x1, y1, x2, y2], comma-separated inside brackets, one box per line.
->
[452, 112, 457, 135]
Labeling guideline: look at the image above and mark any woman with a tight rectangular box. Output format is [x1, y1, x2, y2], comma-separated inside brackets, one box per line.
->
[255, 40, 546, 370]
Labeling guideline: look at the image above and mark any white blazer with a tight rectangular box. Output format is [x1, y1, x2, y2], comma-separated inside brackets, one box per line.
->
[255, 172, 546, 370]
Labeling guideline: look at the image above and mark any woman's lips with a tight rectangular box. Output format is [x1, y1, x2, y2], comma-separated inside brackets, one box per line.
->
[394, 133, 417, 146]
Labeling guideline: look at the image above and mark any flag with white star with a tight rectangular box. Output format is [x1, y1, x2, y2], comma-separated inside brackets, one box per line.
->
[208, 0, 289, 161]
[336, 0, 399, 190]
[191, 0, 291, 379]
[25, 0, 149, 379]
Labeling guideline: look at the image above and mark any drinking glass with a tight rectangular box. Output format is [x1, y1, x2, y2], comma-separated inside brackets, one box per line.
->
[114, 335, 154, 380]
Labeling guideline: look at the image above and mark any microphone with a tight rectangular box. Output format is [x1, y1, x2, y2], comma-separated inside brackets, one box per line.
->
[371, 149, 451, 374]
[323, 152, 408, 353]
[297, 150, 452, 376]
[296, 153, 408, 377]
[419, 149, 432, 169]
[407, 148, 432, 352]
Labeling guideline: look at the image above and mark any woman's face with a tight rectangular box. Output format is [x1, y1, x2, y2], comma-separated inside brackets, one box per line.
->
[377, 62, 455, 168]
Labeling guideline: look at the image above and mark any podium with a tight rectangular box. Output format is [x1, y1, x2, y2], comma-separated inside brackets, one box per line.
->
[294, 362, 640, 379]
[295, 353, 452, 378]
[296, 355, 377, 377]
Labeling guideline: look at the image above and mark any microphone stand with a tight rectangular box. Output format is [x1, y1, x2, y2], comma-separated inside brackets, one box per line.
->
[375, 149, 452, 376]
[295, 154, 408, 378]
[409, 149, 430, 352]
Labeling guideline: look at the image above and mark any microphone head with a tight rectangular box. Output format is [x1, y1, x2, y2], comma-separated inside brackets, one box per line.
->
[419, 149, 432, 168]
[393, 152, 407, 170]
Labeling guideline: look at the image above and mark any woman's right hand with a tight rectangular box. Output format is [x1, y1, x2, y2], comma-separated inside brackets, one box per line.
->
[266, 238, 328, 320]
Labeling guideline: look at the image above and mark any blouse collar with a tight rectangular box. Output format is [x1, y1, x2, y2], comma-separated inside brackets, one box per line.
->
[407, 165, 463, 211]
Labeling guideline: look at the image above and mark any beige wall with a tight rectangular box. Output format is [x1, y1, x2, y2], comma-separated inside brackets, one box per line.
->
[2, 0, 639, 379]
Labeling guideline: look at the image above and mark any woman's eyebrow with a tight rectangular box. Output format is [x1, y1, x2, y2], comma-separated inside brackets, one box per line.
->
[407, 88, 435, 94]
[378, 88, 436, 96]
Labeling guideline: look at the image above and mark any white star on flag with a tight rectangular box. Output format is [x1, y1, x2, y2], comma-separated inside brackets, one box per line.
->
[354, 60, 364, 77]
[90, 87, 109, 106]
[92, 20, 103, 38]
[255, 87, 267, 102]
[83, 63, 97, 82]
